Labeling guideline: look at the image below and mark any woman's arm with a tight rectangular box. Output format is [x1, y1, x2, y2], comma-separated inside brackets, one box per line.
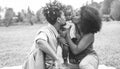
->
[66, 33, 94, 55]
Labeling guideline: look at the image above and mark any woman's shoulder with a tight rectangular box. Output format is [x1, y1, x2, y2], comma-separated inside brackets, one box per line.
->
[83, 33, 94, 38]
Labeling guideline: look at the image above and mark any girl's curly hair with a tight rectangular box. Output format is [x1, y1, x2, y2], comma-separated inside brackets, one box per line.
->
[43, 0, 64, 25]
[79, 6, 102, 34]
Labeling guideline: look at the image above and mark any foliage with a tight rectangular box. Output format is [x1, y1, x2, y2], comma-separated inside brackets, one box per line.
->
[20, 10, 26, 23]
[4, 8, 15, 26]
[36, 8, 48, 24]
[100, 0, 114, 15]
[31, 15, 38, 23]
[36, 9, 41, 22]
[26, 7, 34, 25]
[89, 2, 101, 10]
[110, 0, 120, 21]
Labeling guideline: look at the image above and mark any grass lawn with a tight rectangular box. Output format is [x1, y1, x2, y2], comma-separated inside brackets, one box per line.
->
[0, 21, 120, 69]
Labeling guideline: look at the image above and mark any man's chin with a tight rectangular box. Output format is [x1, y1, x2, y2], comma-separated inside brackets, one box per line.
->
[61, 23, 66, 26]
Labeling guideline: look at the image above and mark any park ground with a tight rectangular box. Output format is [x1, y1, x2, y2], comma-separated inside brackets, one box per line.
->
[0, 21, 120, 69]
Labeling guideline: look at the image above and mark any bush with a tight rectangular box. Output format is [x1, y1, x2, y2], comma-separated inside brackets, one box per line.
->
[110, 0, 120, 21]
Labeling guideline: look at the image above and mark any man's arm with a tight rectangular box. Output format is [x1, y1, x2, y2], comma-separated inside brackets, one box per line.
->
[36, 39, 59, 61]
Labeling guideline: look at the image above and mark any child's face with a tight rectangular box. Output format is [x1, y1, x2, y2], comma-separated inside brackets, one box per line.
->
[72, 15, 80, 24]
[65, 9, 72, 21]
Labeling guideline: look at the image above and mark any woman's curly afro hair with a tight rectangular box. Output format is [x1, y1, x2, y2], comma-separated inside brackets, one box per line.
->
[79, 6, 102, 34]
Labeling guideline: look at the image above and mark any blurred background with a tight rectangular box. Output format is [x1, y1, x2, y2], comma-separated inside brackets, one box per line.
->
[0, 0, 119, 26]
[0, 0, 120, 69]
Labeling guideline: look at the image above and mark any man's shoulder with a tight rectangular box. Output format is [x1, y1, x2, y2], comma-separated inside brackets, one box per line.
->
[40, 24, 49, 29]
[35, 26, 49, 42]
[37, 25, 49, 34]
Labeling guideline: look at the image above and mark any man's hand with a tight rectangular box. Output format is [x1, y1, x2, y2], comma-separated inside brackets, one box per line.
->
[54, 56, 63, 69]
[59, 30, 67, 38]
[58, 37, 67, 46]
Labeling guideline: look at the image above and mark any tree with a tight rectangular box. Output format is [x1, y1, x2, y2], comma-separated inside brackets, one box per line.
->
[4, 8, 15, 27]
[36, 9, 41, 22]
[37, 7, 48, 24]
[17, 12, 22, 22]
[21, 9, 26, 23]
[0, 7, 2, 20]
[26, 7, 34, 25]
[110, 0, 120, 20]
[100, 0, 114, 15]
[31, 15, 37, 23]
[0, 7, 2, 24]
[91, 0, 94, 3]
[89, 2, 101, 10]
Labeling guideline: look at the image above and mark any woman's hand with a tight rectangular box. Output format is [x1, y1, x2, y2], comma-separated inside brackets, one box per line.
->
[65, 26, 72, 39]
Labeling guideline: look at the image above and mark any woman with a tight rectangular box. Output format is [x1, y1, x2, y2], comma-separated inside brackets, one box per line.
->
[65, 6, 102, 69]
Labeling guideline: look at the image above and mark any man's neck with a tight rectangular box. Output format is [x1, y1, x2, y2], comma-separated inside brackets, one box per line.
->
[67, 20, 71, 22]
[53, 23, 60, 31]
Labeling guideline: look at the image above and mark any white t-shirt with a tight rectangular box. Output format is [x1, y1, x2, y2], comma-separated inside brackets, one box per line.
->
[64, 21, 76, 38]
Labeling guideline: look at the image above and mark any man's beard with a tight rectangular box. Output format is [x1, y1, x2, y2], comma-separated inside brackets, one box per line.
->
[61, 23, 66, 26]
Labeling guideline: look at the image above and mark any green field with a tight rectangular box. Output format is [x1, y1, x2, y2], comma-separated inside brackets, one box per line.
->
[0, 22, 120, 69]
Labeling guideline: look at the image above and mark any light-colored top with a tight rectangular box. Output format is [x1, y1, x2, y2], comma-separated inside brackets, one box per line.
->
[64, 21, 76, 38]
[30, 23, 59, 60]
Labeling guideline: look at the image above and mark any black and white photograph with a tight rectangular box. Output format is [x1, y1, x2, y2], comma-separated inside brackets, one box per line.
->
[0, 0, 119, 69]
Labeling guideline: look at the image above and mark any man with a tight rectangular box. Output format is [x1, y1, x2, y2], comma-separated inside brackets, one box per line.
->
[22, 2, 66, 69]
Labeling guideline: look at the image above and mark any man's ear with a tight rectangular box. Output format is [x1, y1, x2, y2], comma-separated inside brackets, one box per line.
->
[57, 17, 61, 23]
